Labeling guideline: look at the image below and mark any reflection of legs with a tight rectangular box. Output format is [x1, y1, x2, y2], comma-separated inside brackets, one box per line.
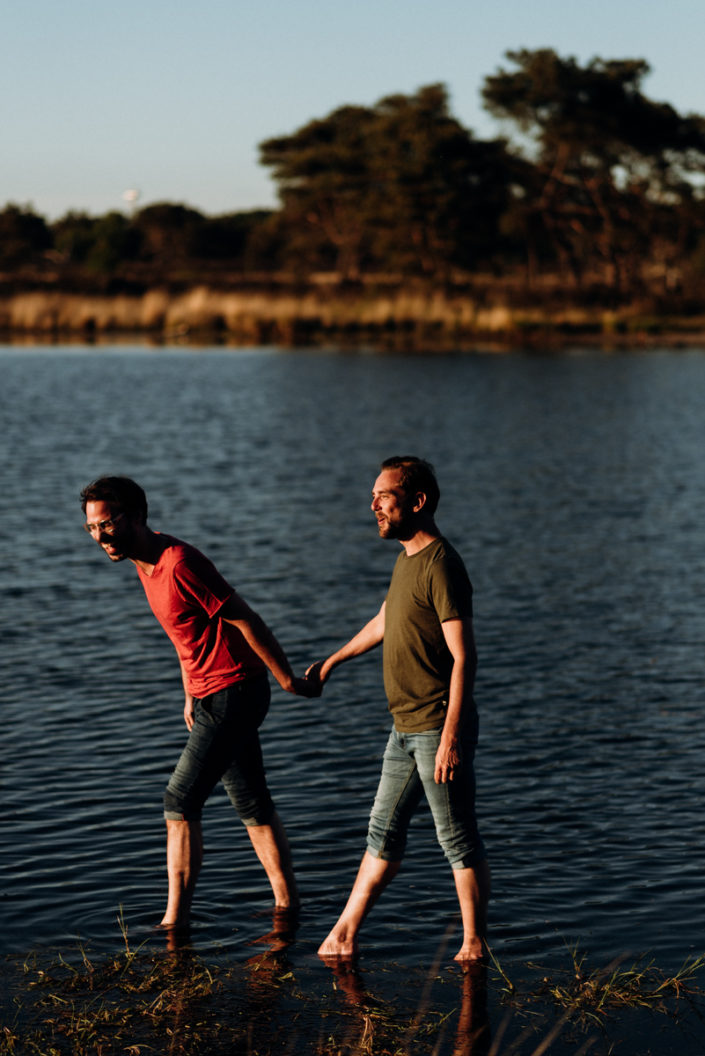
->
[318, 851, 400, 958]
[246, 809, 299, 909]
[161, 818, 203, 927]
[453, 962, 491, 1056]
[453, 858, 491, 962]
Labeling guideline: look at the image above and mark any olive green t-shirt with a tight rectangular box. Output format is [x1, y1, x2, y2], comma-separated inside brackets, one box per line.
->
[383, 537, 474, 733]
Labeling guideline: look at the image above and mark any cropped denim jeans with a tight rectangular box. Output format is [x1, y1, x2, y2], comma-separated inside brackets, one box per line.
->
[367, 719, 485, 870]
[164, 673, 275, 826]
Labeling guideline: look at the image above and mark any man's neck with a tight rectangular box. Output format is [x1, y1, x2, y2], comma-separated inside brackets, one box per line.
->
[130, 527, 168, 575]
[400, 521, 440, 556]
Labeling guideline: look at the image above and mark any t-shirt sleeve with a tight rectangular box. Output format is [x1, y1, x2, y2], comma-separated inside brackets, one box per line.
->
[172, 551, 234, 617]
[428, 552, 473, 623]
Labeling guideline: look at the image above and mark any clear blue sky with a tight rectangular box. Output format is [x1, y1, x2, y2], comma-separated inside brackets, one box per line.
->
[5, 0, 704, 220]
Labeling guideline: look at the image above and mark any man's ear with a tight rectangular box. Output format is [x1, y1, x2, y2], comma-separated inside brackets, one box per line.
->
[412, 491, 427, 514]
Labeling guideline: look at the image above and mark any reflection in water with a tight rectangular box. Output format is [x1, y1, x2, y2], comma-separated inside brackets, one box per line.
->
[245, 905, 300, 958]
[321, 957, 491, 1056]
[159, 922, 191, 954]
[152, 914, 304, 1052]
[453, 966, 491, 1056]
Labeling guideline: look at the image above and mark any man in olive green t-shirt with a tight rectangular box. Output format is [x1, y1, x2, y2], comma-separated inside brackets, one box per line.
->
[311, 456, 490, 964]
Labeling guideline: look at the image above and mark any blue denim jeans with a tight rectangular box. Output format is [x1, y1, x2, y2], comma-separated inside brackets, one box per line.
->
[367, 720, 485, 869]
[164, 673, 275, 825]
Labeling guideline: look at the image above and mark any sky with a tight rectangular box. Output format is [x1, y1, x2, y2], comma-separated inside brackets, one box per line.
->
[5, 0, 705, 220]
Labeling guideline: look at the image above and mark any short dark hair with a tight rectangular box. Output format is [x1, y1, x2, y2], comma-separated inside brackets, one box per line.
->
[380, 456, 440, 515]
[80, 476, 148, 524]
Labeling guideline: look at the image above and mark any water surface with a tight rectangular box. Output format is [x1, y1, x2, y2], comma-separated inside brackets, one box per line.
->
[1, 343, 704, 991]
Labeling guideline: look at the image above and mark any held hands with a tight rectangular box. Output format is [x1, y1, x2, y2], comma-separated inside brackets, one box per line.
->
[291, 661, 325, 698]
[292, 675, 322, 698]
[287, 660, 326, 699]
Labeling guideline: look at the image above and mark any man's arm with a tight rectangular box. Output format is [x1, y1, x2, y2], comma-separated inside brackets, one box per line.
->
[219, 592, 319, 697]
[435, 616, 478, 784]
[308, 602, 386, 687]
[179, 657, 196, 730]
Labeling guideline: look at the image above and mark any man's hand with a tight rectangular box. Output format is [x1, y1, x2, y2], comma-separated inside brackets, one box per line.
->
[434, 739, 460, 784]
[292, 673, 322, 698]
[184, 694, 195, 730]
[304, 660, 325, 694]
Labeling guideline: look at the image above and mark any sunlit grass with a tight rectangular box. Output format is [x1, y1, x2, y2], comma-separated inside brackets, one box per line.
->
[487, 942, 705, 1054]
[539, 945, 704, 1022]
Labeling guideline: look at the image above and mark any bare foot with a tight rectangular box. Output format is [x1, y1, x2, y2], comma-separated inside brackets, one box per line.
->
[454, 937, 488, 963]
[273, 896, 300, 912]
[317, 927, 359, 960]
[159, 913, 189, 928]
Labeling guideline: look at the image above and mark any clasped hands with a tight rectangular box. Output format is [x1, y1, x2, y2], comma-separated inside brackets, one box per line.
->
[292, 660, 325, 698]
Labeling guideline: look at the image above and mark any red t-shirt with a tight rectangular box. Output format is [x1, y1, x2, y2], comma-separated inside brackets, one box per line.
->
[136, 534, 266, 698]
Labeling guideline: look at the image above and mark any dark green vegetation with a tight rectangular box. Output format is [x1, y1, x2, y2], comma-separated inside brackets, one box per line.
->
[4, 48, 705, 314]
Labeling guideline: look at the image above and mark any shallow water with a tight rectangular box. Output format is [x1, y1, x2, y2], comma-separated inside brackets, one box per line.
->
[1, 342, 705, 991]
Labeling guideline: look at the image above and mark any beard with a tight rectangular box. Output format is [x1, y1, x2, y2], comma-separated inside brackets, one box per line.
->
[99, 524, 137, 562]
[377, 508, 416, 540]
[102, 542, 129, 561]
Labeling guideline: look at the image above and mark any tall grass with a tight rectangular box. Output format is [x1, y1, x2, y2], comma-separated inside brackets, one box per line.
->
[4, 286, 705, 347]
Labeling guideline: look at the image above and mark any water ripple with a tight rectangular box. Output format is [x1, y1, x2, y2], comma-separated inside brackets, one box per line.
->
[2, 344, 705, 974]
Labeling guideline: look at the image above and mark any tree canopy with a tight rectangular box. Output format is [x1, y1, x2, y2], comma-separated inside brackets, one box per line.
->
[260, 84, 514, 277]
[3, 49, 705, 299]
[482, 49, 705, 286]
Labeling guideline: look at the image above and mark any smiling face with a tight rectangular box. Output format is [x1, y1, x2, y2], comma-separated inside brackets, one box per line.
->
[370, 467, 418, 540]
[84, 499, 141, 562]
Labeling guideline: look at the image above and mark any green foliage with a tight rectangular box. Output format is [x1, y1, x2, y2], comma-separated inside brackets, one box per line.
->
[186, 209, 274, 263]
[5, 51, 705, 292]
[52, 212, 100, 263]
[260, 84, 516, 278]
[52, 211, 142, 274]
[482, 48, 705, 287]
[132, 202, 205, 267]
[261, 102, 378, 277]
[0, 204, 51, 268]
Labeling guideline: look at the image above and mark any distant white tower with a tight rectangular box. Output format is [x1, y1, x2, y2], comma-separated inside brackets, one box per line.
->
[122, 188, 141, 214]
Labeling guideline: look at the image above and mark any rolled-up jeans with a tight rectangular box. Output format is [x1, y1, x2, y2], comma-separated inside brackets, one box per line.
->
[164, 673, 275, 826]
[367, 719, 485, 869]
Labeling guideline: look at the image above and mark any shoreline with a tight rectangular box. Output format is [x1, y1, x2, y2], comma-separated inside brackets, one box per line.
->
[4, 937, 704, 1055]
[2, 284, 705, 349]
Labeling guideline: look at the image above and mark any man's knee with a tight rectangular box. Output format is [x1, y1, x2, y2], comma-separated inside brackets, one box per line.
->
[164, 784, 201, 822]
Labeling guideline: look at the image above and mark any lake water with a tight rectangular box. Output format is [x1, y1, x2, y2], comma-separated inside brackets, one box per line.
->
[1, 341, 705, 1039]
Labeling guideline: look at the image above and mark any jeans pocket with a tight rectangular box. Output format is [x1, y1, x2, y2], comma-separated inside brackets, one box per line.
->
[197, 695, 218, 723]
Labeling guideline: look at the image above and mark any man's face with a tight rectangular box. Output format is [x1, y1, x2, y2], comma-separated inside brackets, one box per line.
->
[371, 468, 417, 540]
[84, 499, 140, 563]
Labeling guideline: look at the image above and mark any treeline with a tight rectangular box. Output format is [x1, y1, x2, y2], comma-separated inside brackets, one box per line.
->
[4, 48, 705, 306]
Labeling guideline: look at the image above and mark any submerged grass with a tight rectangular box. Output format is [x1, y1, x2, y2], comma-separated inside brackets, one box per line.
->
[539, 945, 705, 1023]
[490, 943, 705, 1021]
[2, 921, 704, 1056]
[487, 944, 705, 1056]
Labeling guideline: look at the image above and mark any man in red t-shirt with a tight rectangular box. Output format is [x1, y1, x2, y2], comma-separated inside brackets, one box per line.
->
[81, 475, 318, 932]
